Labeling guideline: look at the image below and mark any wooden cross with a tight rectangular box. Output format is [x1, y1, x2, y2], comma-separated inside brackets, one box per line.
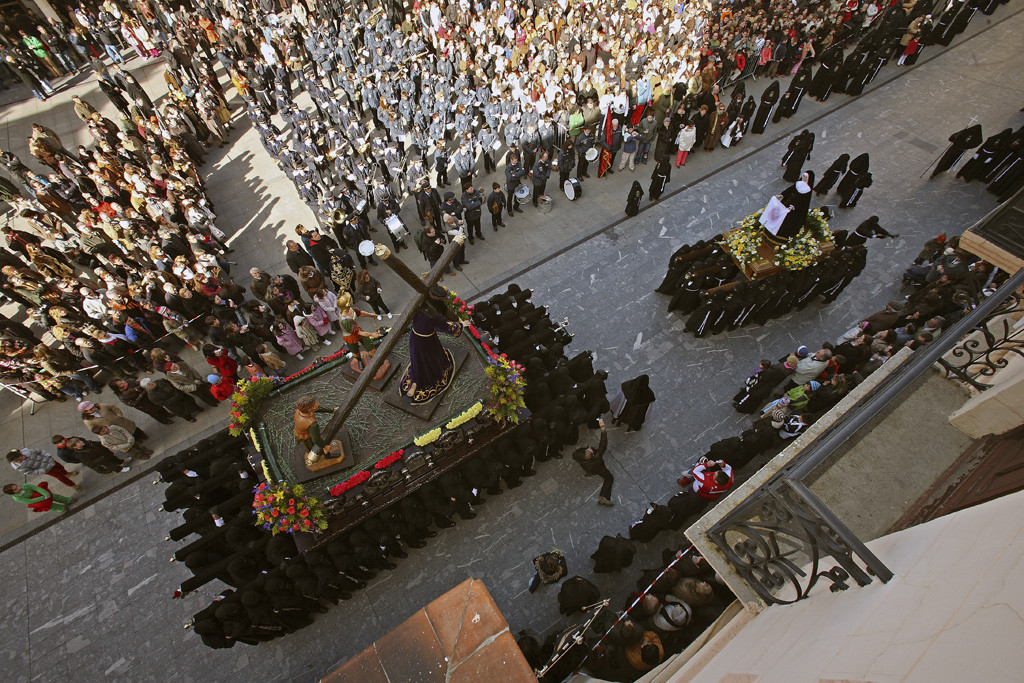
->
[321, 234, 466, 441]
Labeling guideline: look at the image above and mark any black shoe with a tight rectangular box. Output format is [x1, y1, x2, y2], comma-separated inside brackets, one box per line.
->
[468, 239, 475, 245]
[454, 265, 463, 271]
[424, 530, 438, 538]
[607, 169, 614, 174]
[436, 518, 455, 528]
[408, 540, 426, 548]
[461, 260, 470, 265]
[477, 234, 485, 240]
[515, 207, 524, 213]
[498, 223, 505, 227]
[392, 549, 409, 559]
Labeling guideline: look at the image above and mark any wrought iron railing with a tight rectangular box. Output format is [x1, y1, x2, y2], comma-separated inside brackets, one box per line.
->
[937, 285, 1024, 390]
[702, 266, 1024, 606]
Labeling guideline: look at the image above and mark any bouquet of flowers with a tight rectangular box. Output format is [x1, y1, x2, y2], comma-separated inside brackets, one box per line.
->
[720, 218, 763, 265]
[774, 229, 823, 270]
[252, 481, 328, 535]
[803, 208, 832, 242]
[228, 377, 277, 436]
[441, 286, 475, 322]
[484, 354, 527, 424]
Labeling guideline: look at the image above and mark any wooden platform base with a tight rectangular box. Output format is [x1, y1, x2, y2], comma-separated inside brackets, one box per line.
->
[382, 345, 470, 422]
[290, 428, 356, 484]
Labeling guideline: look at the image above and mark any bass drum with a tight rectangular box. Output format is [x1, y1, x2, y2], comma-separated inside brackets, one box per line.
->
[563, 177, 582, 201]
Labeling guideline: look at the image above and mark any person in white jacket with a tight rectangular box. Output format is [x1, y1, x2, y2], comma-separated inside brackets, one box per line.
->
[675, 123, 696, 167]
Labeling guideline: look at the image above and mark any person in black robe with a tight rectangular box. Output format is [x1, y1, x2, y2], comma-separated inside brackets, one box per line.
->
[988, 132, 1024, 198]
[815, 153, 850, 195]
[930, 124, 983, 177]
[591, 534, 637, 573]
[739, 97, 756, 135]
[929, 2, 959, 46]
[957, 128, 1013, 182]
[810, 44, 844, 101]
[781, 62, 813, 117]
[668, 278, 705, 315]
[750, 80, 779, 134]
[625, 181, 644, 216]
[944, 0, 979, 44]
[772, 90, 793, 124]
[774, 171, 815, 241]
[649, 159, 671, 201]
[837, 153, 871, 207]
[781, 130, 814, 182]
[609, 374, 656, 431]
[733, 360, 789, 413]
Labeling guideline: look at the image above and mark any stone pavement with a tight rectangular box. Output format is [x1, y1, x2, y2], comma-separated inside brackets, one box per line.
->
[1, 5, 1023, 680]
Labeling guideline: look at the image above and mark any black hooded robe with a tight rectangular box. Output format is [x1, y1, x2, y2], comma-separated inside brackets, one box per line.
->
[750, 80, 779, 134]
[649, 159, 671, 200]
[930, 124, 983, 177]
[815, 153, 850, 195]
[957, 128, 1014, 182]
[625, 181, 644, 216]
[837, 153, 870, 206]
[610, 374, 656, 431]
[782, 130, 814, 182]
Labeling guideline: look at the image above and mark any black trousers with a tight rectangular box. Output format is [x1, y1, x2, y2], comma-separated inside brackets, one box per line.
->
[589, 463, 614, 499]
[578, 155, 590, 177]
[490, 211, 503, 228]
[506, 186, 520, 216]
[466, 214, 482, 239]
[532, 181, 546, 206]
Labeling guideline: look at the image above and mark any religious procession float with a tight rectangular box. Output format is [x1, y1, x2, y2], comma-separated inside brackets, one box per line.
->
[228, 241, 531, 551]
[657, 184, 868, 337]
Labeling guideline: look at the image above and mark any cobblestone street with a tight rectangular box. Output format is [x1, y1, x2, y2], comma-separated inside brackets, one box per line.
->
[1, 5, 1023, 681]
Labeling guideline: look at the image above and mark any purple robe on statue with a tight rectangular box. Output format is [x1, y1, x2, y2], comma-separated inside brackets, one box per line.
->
[400, 311, 463, 405]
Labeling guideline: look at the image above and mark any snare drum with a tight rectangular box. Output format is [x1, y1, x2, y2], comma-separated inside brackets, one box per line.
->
[355, 199, 367, 214]
[515, 183, 532, 200]
[585, 147, 600, 162]
[385, 215, 410, 241]
[563, 177, 582, 201]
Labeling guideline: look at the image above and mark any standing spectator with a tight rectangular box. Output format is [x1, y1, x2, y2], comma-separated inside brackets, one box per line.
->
[637, 112, 658, 165]
[91, 424, 153, 460]
[6, 448, 80, 489]
[145, 378, 201, 422]
[50, 435, 131, 474]
[206, 374, 236, 401]
[3, 482, 73, 513]
[78, 401, 147, 440]
[111, 377, 176, 424]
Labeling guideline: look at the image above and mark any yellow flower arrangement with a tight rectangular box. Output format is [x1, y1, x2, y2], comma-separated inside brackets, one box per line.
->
[414, 427, 442, 447]
[446, 401, 484, 430]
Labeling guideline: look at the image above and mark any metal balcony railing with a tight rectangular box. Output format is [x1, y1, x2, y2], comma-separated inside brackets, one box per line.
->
[702, 266, 1024, 606]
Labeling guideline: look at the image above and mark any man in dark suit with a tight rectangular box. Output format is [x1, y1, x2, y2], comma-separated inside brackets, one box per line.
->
[572, 418, 614, 506]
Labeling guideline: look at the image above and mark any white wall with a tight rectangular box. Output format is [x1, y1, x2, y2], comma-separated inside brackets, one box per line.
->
[672, 488, 1024, 682]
